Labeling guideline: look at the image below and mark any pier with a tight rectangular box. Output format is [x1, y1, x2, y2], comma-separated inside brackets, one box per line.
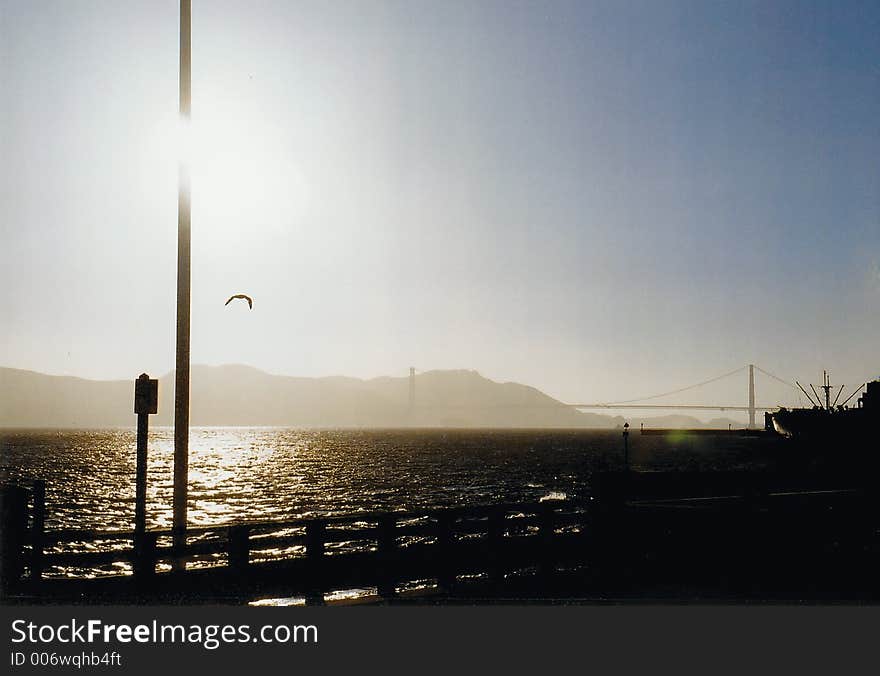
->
[4, 468, 880, 604]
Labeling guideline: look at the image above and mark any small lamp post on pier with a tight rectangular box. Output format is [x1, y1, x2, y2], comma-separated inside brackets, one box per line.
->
[623, 422, 630, 472]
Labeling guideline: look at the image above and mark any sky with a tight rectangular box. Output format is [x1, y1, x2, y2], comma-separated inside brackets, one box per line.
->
[1, 0, 878, 410]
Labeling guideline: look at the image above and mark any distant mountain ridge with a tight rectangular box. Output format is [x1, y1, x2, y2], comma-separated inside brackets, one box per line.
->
[0, 365, 744, 429]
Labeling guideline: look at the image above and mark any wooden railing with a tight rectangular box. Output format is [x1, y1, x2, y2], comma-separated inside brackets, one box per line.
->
[2, 480, 594, 603]
[6, 471, 869, 603]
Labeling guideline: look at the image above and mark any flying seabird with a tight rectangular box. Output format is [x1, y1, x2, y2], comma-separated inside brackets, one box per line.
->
[225, 294, 253, 309]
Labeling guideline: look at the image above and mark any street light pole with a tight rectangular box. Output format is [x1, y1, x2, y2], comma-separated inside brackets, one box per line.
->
[172, 0, 191, 567]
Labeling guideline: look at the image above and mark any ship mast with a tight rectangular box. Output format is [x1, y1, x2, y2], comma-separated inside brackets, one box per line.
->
[822, 371, 832, 410]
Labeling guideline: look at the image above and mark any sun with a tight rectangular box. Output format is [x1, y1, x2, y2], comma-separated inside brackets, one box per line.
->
[148, 103, 310, 248]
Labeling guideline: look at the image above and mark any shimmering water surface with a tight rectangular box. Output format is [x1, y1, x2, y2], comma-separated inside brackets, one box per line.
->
[0, 427, 779, 533]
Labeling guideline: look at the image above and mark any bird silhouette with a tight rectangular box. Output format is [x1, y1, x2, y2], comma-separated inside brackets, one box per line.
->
[225, 294, 253, 309]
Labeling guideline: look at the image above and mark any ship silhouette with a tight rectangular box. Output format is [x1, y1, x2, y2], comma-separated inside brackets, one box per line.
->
[768, 372, 879, 442]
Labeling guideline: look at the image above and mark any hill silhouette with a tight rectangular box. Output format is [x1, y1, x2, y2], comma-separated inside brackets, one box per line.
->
[0, 365, 614, 428]
[0, 365, 744, 429]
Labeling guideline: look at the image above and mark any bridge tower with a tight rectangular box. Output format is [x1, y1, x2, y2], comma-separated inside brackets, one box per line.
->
[408, 367, 416, 418]
[748, 364, 756, 429]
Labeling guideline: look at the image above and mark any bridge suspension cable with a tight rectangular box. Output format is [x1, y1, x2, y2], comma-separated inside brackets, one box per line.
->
[753, 365, 798, 391]
[601, 365, 749, 406]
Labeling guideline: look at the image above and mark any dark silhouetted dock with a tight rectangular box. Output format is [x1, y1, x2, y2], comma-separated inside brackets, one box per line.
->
[3, 470, 880, 604]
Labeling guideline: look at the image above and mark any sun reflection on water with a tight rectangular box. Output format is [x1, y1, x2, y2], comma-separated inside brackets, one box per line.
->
[1, 426, 776, 536]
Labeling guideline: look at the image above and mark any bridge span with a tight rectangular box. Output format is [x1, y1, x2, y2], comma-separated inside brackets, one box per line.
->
[564, 364, 796, 428]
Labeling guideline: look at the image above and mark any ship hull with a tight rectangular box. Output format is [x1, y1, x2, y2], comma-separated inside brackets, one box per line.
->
[770, 408, 868, 440]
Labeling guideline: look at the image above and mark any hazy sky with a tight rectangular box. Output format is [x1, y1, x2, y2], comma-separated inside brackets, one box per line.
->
[2, 0, 878, 408]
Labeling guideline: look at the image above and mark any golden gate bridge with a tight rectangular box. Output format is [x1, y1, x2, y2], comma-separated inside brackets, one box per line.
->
[564, 364, 793, 429]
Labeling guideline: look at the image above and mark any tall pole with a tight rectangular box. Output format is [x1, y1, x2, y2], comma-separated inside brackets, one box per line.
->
[748, 364, 755, 429]
[173, 0, 192, 565]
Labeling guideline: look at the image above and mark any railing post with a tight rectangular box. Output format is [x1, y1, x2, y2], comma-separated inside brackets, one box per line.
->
[0, 484, 29, 594]
[305, 520, 326, 605]
[305, 520, 326, 559]
[30, 480, 46, 582]
[228, 525, 251, 572]
[537, 503, 556, 579]
[436, 512, 456, 591]
[169, 529, 187, 574]
[487, 507, 505, 584]
[134, 532, 158, 583]
[377, 515, 397, 599]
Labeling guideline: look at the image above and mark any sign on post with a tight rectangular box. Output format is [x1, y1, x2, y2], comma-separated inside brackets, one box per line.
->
[135, 374, 158, 414]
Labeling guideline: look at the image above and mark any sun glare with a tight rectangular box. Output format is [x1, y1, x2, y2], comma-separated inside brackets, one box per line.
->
[149, 107, 311, 246]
